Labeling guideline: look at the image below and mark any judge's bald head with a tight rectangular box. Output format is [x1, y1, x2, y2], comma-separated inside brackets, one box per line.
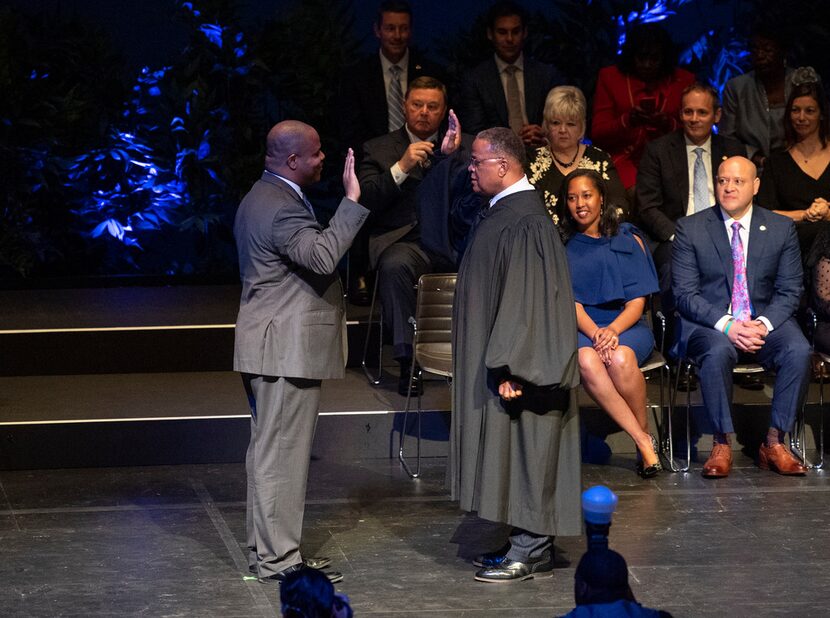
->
[468, 127, 526, 196]
[265, 120, 325, 188]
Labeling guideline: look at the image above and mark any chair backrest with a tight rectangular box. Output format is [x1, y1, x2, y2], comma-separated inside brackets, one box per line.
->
[413, 273, 456, 377]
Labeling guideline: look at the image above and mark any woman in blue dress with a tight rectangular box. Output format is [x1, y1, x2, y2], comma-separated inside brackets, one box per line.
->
[558, 169, 661, 477]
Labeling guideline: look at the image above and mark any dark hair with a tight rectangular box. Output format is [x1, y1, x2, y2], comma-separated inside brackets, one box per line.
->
[280, 568, 334, 618]
[574, 549, 636, 606]
[681, 82, 721, 112]
[487, 1, 528, 31]
[404, 76, 448, 104]
[783, 81, 829, 149]
[749, 20, 789, 53]
[557, 169, 620, 240]
[376, 0, 412, 25]
[617, 23, 677, 81]
[476, 127, 526, 166]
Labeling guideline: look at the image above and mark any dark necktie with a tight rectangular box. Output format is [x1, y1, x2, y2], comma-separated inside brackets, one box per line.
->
[301, 194, 316, 220]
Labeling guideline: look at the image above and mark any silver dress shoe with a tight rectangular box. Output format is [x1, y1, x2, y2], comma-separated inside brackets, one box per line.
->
[474, 556, 554, 583]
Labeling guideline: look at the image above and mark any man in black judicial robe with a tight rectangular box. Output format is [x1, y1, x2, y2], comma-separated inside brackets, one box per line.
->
[451, 127, 582, 583]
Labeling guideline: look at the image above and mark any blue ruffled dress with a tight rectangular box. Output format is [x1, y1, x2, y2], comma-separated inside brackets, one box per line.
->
[565, 223, 659, 364]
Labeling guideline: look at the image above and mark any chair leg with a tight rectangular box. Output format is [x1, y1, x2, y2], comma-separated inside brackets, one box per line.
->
[651, 361, 670, 467]
[818, 364, 826, 469]
[665, 361, 691, 473]
[361, 274, 383, 385]
[398, 355, 422, 479]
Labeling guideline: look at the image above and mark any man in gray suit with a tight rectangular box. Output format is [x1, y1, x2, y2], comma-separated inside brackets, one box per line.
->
[234, 121, 368, 583]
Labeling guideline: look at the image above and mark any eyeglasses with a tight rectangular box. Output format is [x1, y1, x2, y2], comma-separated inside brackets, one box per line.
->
[716, 177, 748, 187]
[469, 157, 504, 168]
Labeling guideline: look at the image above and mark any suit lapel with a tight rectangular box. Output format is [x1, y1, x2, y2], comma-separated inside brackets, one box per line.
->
[523, 60, 541, 120]
[705, 207, 733, 295]
[745, 206, 768, 294]
[368, 55, 388, 119]
[710, 135, 725, 184]
[669, 132, 690, 206]
[486, 59, 509, 124]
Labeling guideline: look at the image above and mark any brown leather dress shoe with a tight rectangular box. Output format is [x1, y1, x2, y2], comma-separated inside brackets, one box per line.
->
[758, 443, 807, 475]
[702, 443, 732, 478]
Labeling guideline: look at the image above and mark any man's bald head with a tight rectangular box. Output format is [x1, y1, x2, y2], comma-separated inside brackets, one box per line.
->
[716, 156, 760, 219]
[264, 120, 325, 188]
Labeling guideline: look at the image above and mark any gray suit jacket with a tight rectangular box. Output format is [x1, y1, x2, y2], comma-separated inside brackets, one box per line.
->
[720, 69, 794, 160]
[233, 172, 368, 379]
[637, 131, 746, 242]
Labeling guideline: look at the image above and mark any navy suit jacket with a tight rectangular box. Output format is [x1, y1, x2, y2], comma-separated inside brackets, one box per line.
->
[460, 56, 562, 134]
[637, 131, 746, 242]
[337, 51, 445, 155]
[671, 205, 802, 358]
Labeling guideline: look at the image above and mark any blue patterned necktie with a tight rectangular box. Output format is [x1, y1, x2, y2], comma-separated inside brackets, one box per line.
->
[693, 147, 709, 212]
[388, 65, 405, 132]
[730, 221, 752, 321]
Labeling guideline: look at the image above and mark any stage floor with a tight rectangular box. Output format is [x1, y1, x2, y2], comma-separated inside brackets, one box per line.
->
[1, 453, 829, 617]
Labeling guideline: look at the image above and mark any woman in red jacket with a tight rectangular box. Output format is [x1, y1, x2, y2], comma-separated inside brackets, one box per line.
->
[591, 23, 695, 191]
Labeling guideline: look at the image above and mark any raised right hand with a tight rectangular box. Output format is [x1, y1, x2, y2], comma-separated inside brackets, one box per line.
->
[343, 148, 360, 202]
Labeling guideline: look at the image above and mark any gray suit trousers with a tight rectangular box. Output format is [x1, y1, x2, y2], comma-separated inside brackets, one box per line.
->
[243, 374, 321, 577]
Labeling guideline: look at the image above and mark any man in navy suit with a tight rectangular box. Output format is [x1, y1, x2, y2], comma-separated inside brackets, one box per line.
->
[459, 1, 562, 148]
[672, 156, 810, 478]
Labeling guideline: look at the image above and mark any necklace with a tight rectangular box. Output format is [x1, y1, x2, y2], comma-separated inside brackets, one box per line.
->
[552, 145, 580, 169]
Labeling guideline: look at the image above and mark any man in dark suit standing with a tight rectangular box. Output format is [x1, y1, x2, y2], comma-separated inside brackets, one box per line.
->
[234, 121, 368, 583]
[638, 83, 747, 307]
[358, 76, 467, 395]
[672, 156, 810, 478]
[338, 0, 445, 155]
[459, 1, 562, 148]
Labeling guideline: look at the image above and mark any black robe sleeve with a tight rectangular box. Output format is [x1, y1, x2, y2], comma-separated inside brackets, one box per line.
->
[484, 214, 579, 389]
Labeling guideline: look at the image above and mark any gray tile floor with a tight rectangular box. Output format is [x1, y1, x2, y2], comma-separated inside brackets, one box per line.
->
[2, 452, 829, 617]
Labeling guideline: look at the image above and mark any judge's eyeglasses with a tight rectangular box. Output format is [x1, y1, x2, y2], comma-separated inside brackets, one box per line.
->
[469, 157, 505, 168]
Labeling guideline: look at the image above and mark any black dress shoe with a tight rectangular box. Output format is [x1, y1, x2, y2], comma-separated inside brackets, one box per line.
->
[472, 544, 509, 568]
[303, 556, 332, 570]
[258, 563, 343, 584]
[249, 556, 332, 574]
[474, 556, 554, 583]
[674, 371, 698, 392]
[398, 363, 423, 397]
[738, 374, 764, 391]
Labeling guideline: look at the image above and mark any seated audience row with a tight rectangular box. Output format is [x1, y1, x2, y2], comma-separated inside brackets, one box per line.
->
[345, 1, 826, 475]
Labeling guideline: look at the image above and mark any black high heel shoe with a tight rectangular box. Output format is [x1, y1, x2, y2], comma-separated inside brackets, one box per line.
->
[636, 434, 662, 479]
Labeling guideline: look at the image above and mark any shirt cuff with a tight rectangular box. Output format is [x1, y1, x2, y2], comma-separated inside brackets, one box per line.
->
[757, 316, 773, 332]
[714, 315, 732, 332]
[390, 162, 408, 185]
